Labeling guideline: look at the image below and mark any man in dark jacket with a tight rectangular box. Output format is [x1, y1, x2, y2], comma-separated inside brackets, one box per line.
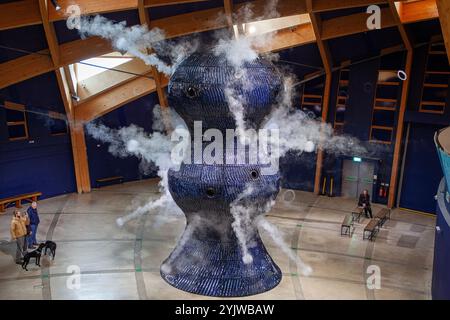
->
[27, 202, 40, 248]
[358, 189, 373, 218]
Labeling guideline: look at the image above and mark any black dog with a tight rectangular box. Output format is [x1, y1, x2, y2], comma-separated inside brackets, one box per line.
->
[22, 243, 45, 271]
[43, 241, 57, 260]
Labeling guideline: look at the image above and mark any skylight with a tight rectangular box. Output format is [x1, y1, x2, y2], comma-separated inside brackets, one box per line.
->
[67, 51, 152, 103]
[75, 52, 133, 82]
[235, 14, 310, 37]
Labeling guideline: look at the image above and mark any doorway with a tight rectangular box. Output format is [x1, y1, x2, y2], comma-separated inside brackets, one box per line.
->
[341, 159, 375, 198]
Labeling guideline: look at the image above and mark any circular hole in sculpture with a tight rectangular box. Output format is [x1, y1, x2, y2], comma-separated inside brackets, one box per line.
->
[234, 70, 244, 79]
[206, 187, 216, 198]
[364, 82, 373, 93]
[186, 86, 199, 98]
[250, 169, 259, 180]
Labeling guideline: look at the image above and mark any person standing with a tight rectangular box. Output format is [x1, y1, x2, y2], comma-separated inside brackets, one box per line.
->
[21, 211, 31, 249]
[27, 202, 40, 248]
[10, 210, 27, 264]
[358, 189, 373, 218]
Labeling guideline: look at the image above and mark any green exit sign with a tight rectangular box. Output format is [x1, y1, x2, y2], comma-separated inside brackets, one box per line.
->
[353, 157, 362, 162]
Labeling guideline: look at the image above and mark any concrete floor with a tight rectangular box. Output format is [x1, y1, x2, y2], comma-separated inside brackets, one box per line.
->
[0, 179, 435, 300]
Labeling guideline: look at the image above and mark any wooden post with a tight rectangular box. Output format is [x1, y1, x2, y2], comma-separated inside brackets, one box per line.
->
[55, 68, 92, 193]
[71, 120, 92, 193]
[387, 1, 413, 208]
[307, 0, 333, 195]
[223, 0, 234, 29]
[138, 0, 172, 133]
[38, 0, 59, 66]
[39, 0, 91, 193]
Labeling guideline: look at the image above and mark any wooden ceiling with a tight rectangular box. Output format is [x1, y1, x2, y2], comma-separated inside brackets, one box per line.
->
[0, 0, 441, 90]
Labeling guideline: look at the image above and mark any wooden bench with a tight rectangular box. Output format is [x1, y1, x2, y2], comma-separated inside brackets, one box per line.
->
[351, 207, 364, 223]
[375, 208, 391, 228]
[0, 192, 42, 213]
[96, 176, 124, 188]
[363, 219, 380, 241]
[341, 214, 354, 237]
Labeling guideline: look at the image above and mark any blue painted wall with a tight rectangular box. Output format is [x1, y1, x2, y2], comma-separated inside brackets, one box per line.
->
[84, 93, 160, 188]
[321, 53, 404, 204]
[399, 37, 450, 213]
[0, 23, 47, 63]
[400, 123, 444, 213]
[0, 72, 77, 199]
[147, 0, 223, 20]
[281, 152, 317, 192]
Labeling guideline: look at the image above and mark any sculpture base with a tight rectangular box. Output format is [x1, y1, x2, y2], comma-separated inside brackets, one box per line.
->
[160, 233, 282, 297]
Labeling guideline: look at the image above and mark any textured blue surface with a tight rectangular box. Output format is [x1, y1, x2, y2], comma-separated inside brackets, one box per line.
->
[433, 130, 450, 299]
[161, 51, 283, 297]
[168, 51, 282, 134]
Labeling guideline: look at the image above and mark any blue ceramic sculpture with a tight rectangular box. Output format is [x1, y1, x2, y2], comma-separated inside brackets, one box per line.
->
[161, 51, 283, 297]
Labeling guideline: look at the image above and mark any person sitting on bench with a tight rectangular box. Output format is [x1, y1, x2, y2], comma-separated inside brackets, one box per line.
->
[358, 189, 373, 218]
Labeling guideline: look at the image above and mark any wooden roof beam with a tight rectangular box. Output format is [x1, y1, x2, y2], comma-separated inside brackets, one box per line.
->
[59, 36, 113, 66]
[258, 23, 316, 53]
[307, 8, 332, 72]
[74, 75, 156, 122]
[48, 0, 138, 22]
[0, 0, 41, 31]
[48, 0, 304, 23]
[0, 0, 440, 90]
[38, 0, 60, 66]
[321, 6, 397, 40]
[398, 0, 439, 24]
[140, 0, 172, 134]
[139, 0, 169, 100]
[312, 0, 389, 12]
[0, 0, 437, 32]
[388, 0, 412, 51]
[150, 6, 226, 39]
[138, 0, 150, 27]
[0, 50, 53, 89]
[224, 0, 234, 28]
[144, 0, 209, 7]
[48, 0, 222, 22]
[436, 0, 450, 64]
[234, 0, 307, 24]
